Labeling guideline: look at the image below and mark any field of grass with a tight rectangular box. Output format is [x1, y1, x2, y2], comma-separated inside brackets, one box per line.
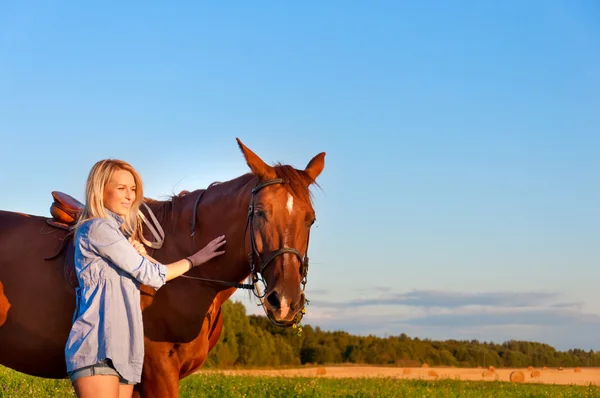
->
[2, 365, 600, 397]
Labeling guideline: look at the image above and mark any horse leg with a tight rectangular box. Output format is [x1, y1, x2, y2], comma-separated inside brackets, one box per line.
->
[133, 352, 181, 398]
[207, 306, 223, 352]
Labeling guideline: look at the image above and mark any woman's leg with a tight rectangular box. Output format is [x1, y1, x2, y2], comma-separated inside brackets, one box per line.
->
[73, 374, 119, 398]
[118, 383, 134, 398]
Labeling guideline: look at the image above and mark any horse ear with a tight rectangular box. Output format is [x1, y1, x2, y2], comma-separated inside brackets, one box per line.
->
[236, 138, 275, 179]
[304, 152, 326, 182]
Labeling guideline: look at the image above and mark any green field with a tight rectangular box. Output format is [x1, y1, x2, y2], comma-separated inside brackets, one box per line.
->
[1, 366, 599, 397]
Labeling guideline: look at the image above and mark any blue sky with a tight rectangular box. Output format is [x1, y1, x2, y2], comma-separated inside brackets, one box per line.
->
[1, 1, 599, 351]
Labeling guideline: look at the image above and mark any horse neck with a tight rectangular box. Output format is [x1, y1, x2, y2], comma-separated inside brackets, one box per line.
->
[144, 173, 257, 284]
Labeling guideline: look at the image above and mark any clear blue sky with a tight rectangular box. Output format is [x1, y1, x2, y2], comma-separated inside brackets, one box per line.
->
[1, 1, 599, 351]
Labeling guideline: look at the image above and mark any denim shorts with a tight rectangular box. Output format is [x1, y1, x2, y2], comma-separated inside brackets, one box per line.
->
[68, 358, 134, 385]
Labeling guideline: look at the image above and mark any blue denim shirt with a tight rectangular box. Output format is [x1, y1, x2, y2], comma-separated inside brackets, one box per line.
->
[64, 210, 167, 383]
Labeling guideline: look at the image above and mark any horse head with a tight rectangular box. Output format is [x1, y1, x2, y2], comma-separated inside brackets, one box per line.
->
[236, 138, 325, 327]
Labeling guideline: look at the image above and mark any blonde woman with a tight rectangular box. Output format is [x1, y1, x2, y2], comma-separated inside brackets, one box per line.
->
[64, 159, 226, 398]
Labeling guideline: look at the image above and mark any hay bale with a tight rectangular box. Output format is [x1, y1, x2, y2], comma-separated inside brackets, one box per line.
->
[481, 370, 496, 378]
[402, 368, 412, 375]
[316, 367, 327, 376]
[527, 366, 534, 371]
[558, 367, 563, 371]
[542, 366, 548, 370]
[531, 370, 541, 378]
[476, 366, 482, 369]
[421, 363, 429, 368]
[510, 371, 525, 383]
[428, 370, 439, 379]
[488, 366, 496, 372]
[574, 367, 582, 373]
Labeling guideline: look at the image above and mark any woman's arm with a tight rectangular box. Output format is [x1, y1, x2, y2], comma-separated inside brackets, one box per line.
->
[129, 235, 226, 282]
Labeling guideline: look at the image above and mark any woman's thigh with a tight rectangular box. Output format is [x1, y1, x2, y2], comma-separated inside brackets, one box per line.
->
[73, 374, 120, 398]
[119, 383, 134, 398]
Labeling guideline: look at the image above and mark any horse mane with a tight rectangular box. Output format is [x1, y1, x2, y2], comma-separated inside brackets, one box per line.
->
[140, 173, 253, 232]
[139, 164, 319, 237]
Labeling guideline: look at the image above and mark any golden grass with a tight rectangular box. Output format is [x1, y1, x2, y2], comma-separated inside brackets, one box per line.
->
[205, 365, 600, 386]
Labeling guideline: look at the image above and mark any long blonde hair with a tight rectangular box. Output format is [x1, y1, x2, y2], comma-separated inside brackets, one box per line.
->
[76, 159, 144, 238]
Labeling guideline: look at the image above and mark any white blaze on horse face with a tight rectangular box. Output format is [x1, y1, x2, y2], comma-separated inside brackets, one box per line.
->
[284, 193, 294, 248]
[279, 192, 296, 320]
[279, 296, 290, 319]
[286, 193, 294, 215]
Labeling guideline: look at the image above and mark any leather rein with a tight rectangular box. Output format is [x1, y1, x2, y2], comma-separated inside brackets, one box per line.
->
[180, 178, 310, 300]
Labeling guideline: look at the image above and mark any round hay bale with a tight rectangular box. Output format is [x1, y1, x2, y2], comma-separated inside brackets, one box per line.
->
[510, 371, 525, 383]
[574, 367, 582, 373]
[476, 366, 482, 369]
[316, 367, 327, 376]
[531, 370, 541, 378]
[402, 368, 412, 376]
[527, 366, 534, 371]
[428, 370, 439, 379]
[421, 363, 429, 368]
[488, 366, 496, 372]
[558, 367, 563, 371]
[542, 366, 548, 370]
[481, 370, 496, 378]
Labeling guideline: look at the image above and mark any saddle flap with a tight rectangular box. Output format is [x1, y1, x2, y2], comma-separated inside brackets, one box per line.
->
[50, 191, 84, 225]
[64, 238, 78, 289]
[52, 191, 84, 213]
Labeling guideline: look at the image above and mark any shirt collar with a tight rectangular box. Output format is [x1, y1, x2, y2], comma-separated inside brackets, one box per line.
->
[104, 208, 125, 227]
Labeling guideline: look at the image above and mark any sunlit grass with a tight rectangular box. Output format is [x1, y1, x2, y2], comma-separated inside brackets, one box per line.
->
[1, 366, 599, 397]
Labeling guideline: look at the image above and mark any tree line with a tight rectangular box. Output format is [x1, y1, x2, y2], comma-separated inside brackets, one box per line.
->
[204, 300, 600, 369]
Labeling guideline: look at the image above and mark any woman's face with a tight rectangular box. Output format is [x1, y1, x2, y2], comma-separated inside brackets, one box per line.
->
[103, 169, 136, 216]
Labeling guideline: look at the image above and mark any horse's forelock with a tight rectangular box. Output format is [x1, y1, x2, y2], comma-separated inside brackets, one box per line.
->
[272, 164, 318, 205]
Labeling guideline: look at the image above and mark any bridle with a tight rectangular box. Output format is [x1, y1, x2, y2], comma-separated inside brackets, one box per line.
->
[246, 178, 310, 294]
[181, 178, 311, 325]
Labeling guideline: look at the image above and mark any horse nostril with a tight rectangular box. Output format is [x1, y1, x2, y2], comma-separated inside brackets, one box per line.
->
[266, 291, 280, 309]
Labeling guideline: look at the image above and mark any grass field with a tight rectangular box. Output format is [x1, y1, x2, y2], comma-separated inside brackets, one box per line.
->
[2, 365, 600, 397]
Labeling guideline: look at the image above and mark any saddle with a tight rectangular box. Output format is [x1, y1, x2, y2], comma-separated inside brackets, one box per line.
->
[48, 191, 84, 230]
[43, 192, 83, 288]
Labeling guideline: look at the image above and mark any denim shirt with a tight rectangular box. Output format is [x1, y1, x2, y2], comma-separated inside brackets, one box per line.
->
[64, 210, 167, 383]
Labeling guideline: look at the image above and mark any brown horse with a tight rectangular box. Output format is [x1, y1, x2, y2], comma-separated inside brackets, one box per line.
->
[0, 138, 325, 397]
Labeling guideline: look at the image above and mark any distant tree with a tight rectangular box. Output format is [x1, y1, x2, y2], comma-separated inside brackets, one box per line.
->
[203, 300, 600, 369]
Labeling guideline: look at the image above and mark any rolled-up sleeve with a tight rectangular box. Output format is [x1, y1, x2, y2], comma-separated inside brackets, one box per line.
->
[87, 220, 167, 289]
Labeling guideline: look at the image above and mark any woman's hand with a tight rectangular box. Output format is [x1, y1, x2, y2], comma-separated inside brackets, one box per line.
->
[186, 235, 226, 266]
[128, 237, 148, 257]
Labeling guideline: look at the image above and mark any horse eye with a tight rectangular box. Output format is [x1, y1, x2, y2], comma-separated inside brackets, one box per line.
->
[255, 209, 265, 218]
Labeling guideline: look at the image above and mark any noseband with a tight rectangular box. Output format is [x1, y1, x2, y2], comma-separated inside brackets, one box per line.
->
[184, 178, 310, 299]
